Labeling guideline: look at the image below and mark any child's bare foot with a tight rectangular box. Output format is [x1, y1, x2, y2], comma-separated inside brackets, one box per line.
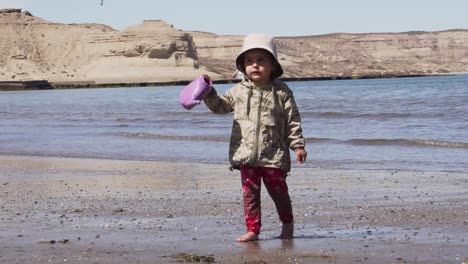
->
[236, 232, 259, 242]
[279, 223, 294, 239]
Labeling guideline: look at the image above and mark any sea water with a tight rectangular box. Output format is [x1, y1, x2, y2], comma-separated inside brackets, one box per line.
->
[1, 75, 467, 172]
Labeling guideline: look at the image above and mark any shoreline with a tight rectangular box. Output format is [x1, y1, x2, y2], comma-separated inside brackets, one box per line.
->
[1, 155, 467, 263]
[1, 73, 464, 91]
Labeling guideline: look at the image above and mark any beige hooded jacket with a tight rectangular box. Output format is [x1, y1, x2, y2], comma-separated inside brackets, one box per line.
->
[204, 79, 305, 172]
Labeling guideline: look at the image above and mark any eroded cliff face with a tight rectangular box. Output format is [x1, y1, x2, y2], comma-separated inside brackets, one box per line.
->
[1, 9, 467, 84]
[192, 31, 468, 79]
[0, 9, 217, 83]
[189, 32, 244, 78]
[277, 31, 468, 78]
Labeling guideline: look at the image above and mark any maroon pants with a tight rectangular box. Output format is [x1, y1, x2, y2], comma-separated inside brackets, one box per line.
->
[240, 165, 293, 235]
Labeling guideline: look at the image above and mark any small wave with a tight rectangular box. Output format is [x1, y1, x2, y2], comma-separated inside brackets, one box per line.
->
[355, 113, 413, 119]
[123, 132, 228, 142]
[116, 117, 145, 122]
[349, 138, 468, 149]
[304, 111, 413, 119]
[301, 111, 346, 118]
[304, 137, 337, 143]
[124, 133, 467, 149]
[317, 111, 344, 117]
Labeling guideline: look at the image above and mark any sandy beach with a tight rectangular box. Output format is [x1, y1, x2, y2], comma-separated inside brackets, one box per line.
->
[0, 155, 466, 263]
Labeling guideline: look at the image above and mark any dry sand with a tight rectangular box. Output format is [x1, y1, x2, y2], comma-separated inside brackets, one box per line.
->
[0, 155, 467, 263]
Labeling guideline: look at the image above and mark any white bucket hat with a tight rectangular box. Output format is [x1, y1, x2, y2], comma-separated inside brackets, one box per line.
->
[235, 33, 284, 79]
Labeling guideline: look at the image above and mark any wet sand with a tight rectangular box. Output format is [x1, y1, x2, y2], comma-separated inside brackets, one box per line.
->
[0, 155, 467, 263]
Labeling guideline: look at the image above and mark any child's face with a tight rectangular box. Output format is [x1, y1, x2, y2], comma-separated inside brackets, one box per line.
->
[243, 49, 276, 86]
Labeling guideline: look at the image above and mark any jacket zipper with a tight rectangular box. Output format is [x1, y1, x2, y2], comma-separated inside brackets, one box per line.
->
[253, 89, 263, 166]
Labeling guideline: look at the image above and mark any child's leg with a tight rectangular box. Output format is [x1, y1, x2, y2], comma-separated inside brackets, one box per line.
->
[262, 167, 294, 238]
[279, 223, 294, 239]
[239, 165, 262, 241]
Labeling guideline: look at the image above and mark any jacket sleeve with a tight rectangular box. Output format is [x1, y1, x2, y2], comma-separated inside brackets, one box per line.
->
[203, 86, 235, 114]
[283, 89, 306, 150]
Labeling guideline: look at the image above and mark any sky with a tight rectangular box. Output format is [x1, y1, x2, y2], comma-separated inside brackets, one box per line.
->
[1, 0, 468, 36]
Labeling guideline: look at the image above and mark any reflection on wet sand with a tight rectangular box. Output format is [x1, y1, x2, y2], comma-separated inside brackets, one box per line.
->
[0, 156, 467, 263]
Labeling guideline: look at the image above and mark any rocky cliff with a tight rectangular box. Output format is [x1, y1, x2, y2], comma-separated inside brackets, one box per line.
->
[192, 30, 468, 79]
[1, 9, 467, 85]
[0, 9, 221, 84]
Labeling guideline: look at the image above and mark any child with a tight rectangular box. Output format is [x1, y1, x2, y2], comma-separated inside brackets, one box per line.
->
[203, 33, 307, 242]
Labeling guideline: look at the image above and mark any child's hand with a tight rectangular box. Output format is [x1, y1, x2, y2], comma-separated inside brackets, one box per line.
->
[295, 148, 307, 164]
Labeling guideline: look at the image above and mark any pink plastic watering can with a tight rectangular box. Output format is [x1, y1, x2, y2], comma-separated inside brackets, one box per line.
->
[179, 75, 212, 110]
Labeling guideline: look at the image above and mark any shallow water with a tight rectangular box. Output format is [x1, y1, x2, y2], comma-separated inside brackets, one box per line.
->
[1, 75, 467, 172]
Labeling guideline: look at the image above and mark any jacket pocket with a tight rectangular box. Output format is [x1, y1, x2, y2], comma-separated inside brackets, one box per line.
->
[261, 114, 276, 127]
